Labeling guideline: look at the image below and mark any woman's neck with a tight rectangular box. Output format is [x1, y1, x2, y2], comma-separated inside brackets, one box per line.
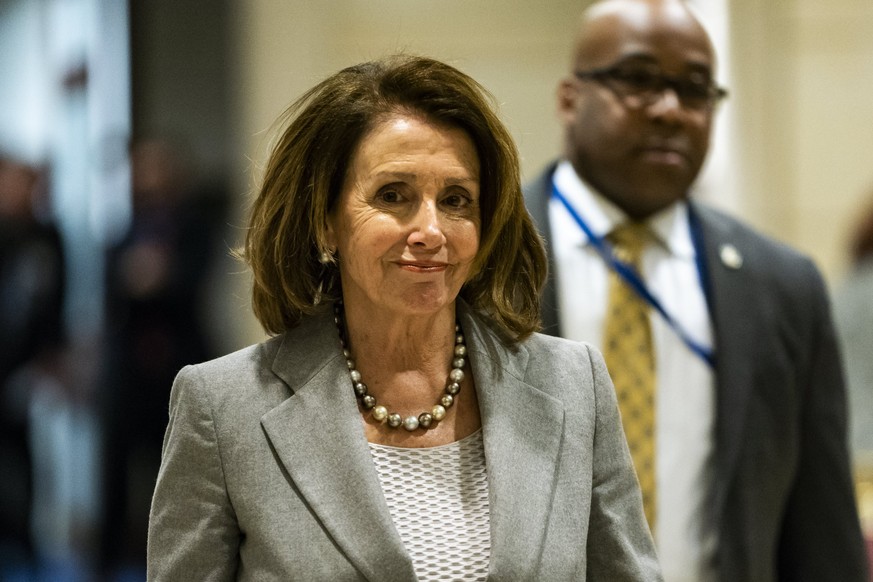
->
[338, 300, 480, 447]
[341, 301, 458, 375]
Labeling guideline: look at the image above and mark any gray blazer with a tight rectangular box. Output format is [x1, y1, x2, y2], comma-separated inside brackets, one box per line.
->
[147, 301, 662, 581]
[525, 163, 869, 582]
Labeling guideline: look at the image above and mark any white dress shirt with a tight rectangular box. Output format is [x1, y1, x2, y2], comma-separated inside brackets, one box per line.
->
[550, 161, 718, 582]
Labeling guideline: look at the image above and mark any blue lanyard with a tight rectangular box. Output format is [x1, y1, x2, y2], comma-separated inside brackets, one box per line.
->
[551, 182, 716, 368]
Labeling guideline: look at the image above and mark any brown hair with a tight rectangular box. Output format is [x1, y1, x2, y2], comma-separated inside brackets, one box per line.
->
[242, 55, 547, 342]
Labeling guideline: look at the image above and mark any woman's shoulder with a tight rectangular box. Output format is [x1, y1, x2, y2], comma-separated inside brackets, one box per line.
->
[523, 332, 606, 387]
[507, 332, 611, 410]
[187, 335, 284, 379]
[172, 334, 288, 407]
[462, 305, 603, 382]
[173, 310, 339, 408]
[523, 330, 600, 363]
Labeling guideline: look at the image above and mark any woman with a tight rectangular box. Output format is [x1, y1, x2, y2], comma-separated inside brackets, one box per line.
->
[147, 55, 661, 581]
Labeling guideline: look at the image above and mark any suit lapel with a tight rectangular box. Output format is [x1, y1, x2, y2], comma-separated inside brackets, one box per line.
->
[260, 310, 415, 582]
[458, 305, 565, 580]
[690, 204, 756, 513]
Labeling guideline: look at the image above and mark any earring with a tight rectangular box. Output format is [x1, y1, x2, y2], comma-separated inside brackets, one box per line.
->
[319, 247, 337, 264]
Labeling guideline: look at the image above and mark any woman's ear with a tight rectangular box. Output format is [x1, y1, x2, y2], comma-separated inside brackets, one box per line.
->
[324, 212, 338, 249]
[321, 214, 338, 264]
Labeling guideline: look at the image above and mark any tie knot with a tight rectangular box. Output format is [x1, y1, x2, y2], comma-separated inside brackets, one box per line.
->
[608, 222, 649, 262]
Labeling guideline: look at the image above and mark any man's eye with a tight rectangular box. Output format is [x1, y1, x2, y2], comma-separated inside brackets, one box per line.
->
[680, 82, 711, 99]
[614, 68, 660, 90]
[679, 74, 713, 99]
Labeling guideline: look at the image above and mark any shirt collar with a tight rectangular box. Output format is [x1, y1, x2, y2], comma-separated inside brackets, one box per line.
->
[552, 160, 696, 260]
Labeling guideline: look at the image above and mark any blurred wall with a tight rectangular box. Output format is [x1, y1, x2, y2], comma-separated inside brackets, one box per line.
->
[730, 0, 873, 283]
[231, 1, 579, 191]
[228, 0, 873, 345]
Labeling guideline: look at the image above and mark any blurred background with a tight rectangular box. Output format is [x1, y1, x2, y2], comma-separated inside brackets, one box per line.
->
[0, 0, 871, 579]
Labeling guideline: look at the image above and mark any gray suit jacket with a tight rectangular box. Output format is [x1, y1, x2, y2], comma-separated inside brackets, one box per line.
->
[147, 301, 662, 581]
[525, 163, 869, 582]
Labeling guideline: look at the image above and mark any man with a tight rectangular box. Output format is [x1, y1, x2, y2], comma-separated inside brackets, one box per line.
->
[524, 0, 869, 580]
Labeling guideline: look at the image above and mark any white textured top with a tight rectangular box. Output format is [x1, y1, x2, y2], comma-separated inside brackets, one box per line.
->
[368, 429, 491, 581]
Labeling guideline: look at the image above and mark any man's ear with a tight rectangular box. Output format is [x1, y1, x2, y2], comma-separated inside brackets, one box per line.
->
[557, 78, 579, 125]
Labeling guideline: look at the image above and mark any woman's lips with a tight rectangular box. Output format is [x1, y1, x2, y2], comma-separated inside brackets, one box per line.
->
[397, 261, 448, 272]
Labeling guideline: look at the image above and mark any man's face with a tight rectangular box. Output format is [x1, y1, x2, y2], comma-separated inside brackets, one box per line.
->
[558, 1, 719, 219]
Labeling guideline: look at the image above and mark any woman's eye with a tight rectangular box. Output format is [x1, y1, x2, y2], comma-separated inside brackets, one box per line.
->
[377, 189, 402, 203]
[443, 193, 472, 208]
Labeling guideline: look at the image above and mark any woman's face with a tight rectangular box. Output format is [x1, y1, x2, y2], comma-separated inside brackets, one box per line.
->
[326, 112, 481, 319]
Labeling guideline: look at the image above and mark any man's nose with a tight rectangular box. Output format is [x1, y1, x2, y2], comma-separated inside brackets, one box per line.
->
[646, 85, 684, 120]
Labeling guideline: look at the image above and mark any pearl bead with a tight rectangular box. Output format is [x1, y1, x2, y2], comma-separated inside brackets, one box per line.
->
[441, 394, 454, 408]
[449, 368, 464, 383]
[454, 344, 467, 357]
[350, 369, 362, 382]
[354, 382, 368, 396]
[403, 416, 420, 431]
[372, 406, 388, 421]
[452, 357, 465, 369]
[418, 413, 433, 428]
[432, 405, 446, 420]
[362, 395, 376, 409]
[446, 382, 461, 395]
[387, 413, 402, 428]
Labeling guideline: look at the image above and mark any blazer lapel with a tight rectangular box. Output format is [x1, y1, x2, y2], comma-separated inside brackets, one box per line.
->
[459, 305, 566, 580]
[260, 310, 415, 582]
[690, 204, 756, 514]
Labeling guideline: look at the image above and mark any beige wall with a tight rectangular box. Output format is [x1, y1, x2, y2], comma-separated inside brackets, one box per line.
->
[730, 0, 873, 282]
[228, 0, 873, 343]
[230, 1, 581, 188]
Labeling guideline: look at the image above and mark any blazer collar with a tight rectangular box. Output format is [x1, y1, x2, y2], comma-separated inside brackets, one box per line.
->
[261, 303, 566, 581]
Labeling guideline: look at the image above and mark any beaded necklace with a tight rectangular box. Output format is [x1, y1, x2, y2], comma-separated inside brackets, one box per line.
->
[334, 303, 467, 432]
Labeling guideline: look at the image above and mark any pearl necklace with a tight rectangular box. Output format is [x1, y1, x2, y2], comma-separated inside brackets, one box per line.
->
[334, 303, 467, 432]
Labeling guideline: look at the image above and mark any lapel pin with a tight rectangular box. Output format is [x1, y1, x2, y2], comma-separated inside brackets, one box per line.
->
[719, 244, 743, 269]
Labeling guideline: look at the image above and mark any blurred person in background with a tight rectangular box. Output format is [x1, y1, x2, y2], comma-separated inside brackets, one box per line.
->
[0, 155, 66, 575]
[99, 137, 228, 577]
[835, 194, 873, 462]
[834, 192, 873, 566]
[524, 0, 868, 580]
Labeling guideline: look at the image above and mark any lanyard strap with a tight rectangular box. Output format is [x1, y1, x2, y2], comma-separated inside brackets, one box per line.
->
[551, 182, 716, 368]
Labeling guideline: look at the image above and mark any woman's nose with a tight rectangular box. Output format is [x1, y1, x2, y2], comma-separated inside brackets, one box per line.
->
[407, 200, 446, 248]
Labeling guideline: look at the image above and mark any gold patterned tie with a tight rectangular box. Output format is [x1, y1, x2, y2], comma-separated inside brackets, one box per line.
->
[602, 221, 657, 529]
